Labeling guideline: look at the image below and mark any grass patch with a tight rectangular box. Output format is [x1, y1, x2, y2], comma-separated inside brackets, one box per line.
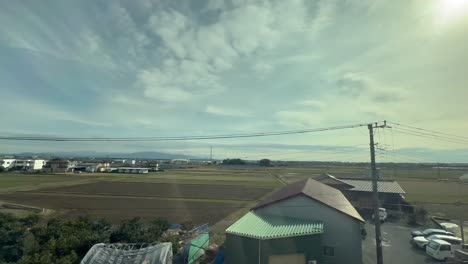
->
[0, 174, 105, 193]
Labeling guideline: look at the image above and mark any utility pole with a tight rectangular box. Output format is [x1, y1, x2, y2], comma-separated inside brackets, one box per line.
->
[369, 121, 386, 264]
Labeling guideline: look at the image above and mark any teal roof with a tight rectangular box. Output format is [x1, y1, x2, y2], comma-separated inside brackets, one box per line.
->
[226, 212, 323, 240]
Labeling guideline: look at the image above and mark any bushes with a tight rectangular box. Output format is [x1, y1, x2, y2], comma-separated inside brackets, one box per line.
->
[109, 217, 169, 243]
[0, 213, 170, 264]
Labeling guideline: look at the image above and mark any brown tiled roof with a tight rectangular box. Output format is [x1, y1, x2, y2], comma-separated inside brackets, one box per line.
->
[252, 178, 364, 222]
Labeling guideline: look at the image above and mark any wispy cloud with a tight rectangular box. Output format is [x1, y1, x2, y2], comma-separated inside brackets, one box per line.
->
[0, 0, 468, 161]
[205, 105, 251, 117]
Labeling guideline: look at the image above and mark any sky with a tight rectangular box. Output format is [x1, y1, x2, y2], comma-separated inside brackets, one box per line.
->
[1, 0, 468, 162]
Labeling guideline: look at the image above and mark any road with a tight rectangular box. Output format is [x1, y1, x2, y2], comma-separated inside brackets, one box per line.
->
[363, 222, 442, 264]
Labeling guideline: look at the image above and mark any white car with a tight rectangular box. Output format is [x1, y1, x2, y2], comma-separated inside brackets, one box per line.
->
[426, 239, 455, 261]
[412, 234, 461, 250]
[411, 228, 454, 238]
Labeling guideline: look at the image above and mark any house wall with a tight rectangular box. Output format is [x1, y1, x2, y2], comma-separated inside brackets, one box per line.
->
[225, 234, 322, 264]
[257, 195, 362, 264]
[33, 160, 46, 170]
[225, 234, 259, 264]
[343, 191, 403, 211]
[260, 235, 323, 264]
[0, 159, 16, 169]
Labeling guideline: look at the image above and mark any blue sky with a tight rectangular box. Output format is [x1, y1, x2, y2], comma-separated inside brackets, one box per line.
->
[1, 0, 468, 162]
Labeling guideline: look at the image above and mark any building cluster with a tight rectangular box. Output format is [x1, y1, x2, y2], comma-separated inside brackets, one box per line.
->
[0, 158, 47, 171]
[0, 157, 158, 174]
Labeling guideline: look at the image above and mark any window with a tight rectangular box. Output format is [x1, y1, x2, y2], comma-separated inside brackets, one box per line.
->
[440, 245, 451, 251]
[428, 241, 439, 250]
[323, 246, 334, 257]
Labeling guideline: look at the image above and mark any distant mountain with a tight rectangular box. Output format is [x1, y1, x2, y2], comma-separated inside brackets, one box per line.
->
[8, 151, 200, 160]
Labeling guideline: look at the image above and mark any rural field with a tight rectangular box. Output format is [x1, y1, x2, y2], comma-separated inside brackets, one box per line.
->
[0, 165, 467, 227]
[0, 168, 280, 225]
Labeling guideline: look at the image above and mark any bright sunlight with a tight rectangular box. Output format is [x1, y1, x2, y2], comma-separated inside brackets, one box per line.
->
[436, 0, 468, 25]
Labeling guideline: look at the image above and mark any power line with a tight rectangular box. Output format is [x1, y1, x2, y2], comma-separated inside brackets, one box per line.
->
[389, 121, 468, 141]
[0, 122, 372, 142]
[392, 128, 468, 145]
[392, 126, 468, 144]
[239, 144, 368, 159]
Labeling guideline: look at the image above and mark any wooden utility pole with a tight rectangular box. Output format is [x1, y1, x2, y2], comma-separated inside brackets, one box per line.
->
[369, 121, 386, 264]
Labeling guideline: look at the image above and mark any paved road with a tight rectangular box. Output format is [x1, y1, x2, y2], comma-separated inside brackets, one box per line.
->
[363, 222, 440, 264]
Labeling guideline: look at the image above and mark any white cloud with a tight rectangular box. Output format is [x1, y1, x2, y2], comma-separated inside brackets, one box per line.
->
[296, 100, 326, 108]
[205, 105, 250, 117]
[136, 58, 224, 103]
[253, 62, 273, 75]
[307, 0, 337, 35]
[142, 0, 319, 102]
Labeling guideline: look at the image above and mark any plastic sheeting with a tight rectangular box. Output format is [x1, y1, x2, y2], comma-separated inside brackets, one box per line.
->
[188, 233, 210, 264]
[81, 242, 172, 264]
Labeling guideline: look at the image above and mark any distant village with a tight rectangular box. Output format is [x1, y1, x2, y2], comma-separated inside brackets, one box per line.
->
[0, 157, 201, 174]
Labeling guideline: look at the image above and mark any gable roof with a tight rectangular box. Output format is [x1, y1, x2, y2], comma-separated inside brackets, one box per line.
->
[340, 179, 405, 194]
[226, 211, 323, 240]
[314, 174, 355, 189]
[252, 178, 364, 222]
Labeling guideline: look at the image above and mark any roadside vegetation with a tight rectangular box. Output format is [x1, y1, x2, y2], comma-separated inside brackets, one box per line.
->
[0, 212, 170, 264]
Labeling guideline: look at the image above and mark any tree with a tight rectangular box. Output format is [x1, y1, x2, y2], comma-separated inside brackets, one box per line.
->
[222, 158, 246, 165]
[259, 159, 271, 167]
[110, 217, 169, 243]
[0, 213, 169, 264]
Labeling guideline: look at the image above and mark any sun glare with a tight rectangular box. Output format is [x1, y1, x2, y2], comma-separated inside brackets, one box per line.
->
[436, 0, 468, 25]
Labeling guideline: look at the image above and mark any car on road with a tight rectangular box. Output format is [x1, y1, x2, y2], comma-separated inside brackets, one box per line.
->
[411, 234, 461, 250]
[411, 228, 454, 238]
[426, 239, 456, 261]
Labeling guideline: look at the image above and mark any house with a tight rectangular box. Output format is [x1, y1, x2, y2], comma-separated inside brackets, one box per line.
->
[73, 163, 110, 173]
[0, 159, 16, 170]
[43, 159, 70, 173]
[171, 159, 190, 165]
[225, 178, 364, 264]
[315, 174, 406, 211]
[14, 159, 47, 170]
[111, 167, 149, 174]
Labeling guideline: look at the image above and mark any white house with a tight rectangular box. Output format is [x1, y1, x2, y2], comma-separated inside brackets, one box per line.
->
[14, 159, 47, 170]
[0, 159, 16, 170]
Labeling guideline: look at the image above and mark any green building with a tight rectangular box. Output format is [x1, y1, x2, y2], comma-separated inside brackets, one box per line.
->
[225, 178, 364, 264]
[226, 211, 323, 264]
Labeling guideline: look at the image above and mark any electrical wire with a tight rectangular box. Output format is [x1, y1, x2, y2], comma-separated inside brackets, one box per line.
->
[0, 122, 373, 142]
[387, 121, 468, 144]
[240, 144, 368, 159]
[389, 121, 468, 141]
[392, 128, 468, 145]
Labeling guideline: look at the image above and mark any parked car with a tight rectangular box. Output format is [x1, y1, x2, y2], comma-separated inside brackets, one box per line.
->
[372, 208, 388, 222]
[426, 239, 457, 261]
[412, 234, 461, 250]
[411, 228, 455, 238]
